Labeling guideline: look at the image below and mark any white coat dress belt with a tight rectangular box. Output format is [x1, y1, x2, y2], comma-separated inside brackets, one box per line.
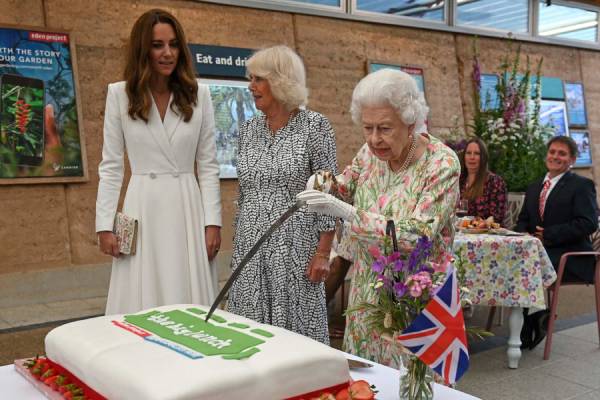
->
[131, 171, 194, 179]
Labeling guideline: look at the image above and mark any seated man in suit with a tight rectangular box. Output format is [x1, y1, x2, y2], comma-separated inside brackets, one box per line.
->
[516, 135, 598, 348]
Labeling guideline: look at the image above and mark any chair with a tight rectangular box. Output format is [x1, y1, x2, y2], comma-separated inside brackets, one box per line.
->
[503, 192, 526, 230]
[543, 247, 600, 360]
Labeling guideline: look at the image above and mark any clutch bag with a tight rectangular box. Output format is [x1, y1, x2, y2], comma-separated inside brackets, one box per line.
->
[113, 212, 138, 255]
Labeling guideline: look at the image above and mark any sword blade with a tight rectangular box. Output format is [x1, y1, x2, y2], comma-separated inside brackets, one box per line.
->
[204, 200, 305, 322]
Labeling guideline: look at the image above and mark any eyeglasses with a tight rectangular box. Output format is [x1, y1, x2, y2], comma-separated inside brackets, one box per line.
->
[362, 125, 395, 137]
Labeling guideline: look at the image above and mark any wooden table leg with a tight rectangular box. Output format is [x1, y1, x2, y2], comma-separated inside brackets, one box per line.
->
[507, 307, 523, 369]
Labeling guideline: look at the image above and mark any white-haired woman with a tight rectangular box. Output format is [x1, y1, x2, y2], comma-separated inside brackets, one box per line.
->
[227, 45, 337, 344]
[297, 69, 460, 367]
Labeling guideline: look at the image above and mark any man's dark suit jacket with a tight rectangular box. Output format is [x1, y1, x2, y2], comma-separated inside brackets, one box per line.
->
[515, 171, 598, 283]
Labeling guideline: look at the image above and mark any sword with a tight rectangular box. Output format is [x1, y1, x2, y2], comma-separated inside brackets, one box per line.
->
[204, 200, 306, 322]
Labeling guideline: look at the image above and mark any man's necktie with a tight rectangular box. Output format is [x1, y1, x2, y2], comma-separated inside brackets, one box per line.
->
[539, 179, 551, 220]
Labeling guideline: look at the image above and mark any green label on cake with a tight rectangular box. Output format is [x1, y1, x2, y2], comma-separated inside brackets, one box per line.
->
[124, 310, 265, 357]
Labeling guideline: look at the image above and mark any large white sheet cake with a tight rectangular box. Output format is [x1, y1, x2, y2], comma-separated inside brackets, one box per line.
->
[44, 304, 351, 399]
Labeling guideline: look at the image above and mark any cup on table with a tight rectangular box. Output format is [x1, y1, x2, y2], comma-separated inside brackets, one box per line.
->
[456, 199, 469, 218]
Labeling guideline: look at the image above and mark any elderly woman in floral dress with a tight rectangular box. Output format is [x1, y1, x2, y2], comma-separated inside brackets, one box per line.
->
[297, 69, 460, 368]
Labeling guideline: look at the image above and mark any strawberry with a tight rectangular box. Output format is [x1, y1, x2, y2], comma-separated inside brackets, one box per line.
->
[318, 394, 336, 400]
[59, 383, 78, 394]
[24, 356, 39, 369]
[43, 374, 59, 389]
[55, 375, 69, 386]
[348, 380, 375, 400]
[335, 388, 350, 400]
[63, 388, 82, 400]
[41, 361, 51, 374]
[30, 358, 48, 378]
[41, 368, 56, 380]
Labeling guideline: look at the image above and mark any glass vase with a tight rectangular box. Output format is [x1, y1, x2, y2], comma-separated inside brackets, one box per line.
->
[399, 353, 435, 400]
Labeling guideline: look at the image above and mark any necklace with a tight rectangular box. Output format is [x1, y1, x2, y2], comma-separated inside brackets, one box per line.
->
[390, 133, 418, 173]
[267, 109, 298, 134]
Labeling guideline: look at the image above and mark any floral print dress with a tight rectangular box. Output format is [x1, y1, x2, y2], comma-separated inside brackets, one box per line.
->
[337, 134, 460, 368]
[460, 172, 508, 226]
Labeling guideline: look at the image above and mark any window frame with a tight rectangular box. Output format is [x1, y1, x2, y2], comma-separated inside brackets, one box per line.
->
[452, 0, 532, 36]
[536, 0, 599, 44]
[195, 0, 600, 50]
[350, 0, 449, 26]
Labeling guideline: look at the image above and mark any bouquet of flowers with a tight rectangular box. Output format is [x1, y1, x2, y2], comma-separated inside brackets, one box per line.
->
[348, 233, 488, 400]
[355, 236, 443, 336]
[471, 42, 553, 192]
[348, 236, 449, 399]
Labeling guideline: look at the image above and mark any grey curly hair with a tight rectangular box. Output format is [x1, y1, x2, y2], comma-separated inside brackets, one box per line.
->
[246, 45, 308, 111]
[350, 69, 429, 132]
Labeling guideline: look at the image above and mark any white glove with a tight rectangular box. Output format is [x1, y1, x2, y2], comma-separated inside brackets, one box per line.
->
[297, 190, 356, 221]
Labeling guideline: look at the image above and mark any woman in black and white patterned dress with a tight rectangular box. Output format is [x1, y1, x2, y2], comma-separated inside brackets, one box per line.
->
[227, 45, 337, 344]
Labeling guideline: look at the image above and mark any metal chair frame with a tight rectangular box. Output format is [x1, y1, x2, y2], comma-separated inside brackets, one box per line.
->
[543, 251, 600, 360]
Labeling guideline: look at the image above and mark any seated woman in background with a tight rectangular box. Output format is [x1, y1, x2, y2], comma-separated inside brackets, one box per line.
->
[459, 138, 507, 225]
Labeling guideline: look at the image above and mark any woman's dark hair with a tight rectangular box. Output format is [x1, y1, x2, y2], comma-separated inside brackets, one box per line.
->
[459, 137, 489, 200]
[124, 9, 197, 122]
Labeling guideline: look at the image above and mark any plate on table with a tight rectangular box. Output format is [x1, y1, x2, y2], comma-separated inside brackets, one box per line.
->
[489, 228, 526, 236]
[459, 227, 489, 234]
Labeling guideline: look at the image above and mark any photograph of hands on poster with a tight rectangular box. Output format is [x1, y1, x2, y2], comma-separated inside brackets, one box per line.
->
[0, 26, 86, 183]
[202, 78, 258, 179]
[570, 130, 592, 167]
[539, 99, 569, 137]
[564, 82, 587, 127]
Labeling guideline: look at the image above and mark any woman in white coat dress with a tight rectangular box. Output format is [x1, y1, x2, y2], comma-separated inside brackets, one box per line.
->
[96, 9, 222, 315]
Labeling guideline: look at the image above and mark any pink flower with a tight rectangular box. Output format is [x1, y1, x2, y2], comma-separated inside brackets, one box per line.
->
[377, 194, 389, 209]
[368, 245, 382, 259]
[406, 271, 433, 298]
[409, 284, 423, 297]
[431, 253, 453, 273]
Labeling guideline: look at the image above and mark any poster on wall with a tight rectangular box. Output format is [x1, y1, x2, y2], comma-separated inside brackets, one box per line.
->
[570, 130, 592, 167]
[0, 26, 87, 184]
[201, 78, 258, 179]
[367, 61, 425, 94]
[539, 99, 569, 137]
[564, 82, 587, 127]
[479, 74, 499, 111]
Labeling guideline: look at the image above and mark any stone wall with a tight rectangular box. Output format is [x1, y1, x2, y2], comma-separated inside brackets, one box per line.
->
[0, 0, 597, 305]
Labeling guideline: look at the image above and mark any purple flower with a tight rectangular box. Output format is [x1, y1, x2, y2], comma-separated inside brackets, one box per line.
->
[407, 236, 432, 273]
[408, 251, 419, 272]
[394, 281, 407, 298]
[472, 57, 481, 92]
[516, 100, 526, 122]
[387, 251, 402, 262]
[417, 263, 433, 273]
[393, 259, 406, 273]
[378, 274, 392, 289]
[372, 260, 385, 273]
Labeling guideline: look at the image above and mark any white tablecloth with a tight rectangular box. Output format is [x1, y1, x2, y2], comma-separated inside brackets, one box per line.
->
[0, 357, 479, 400]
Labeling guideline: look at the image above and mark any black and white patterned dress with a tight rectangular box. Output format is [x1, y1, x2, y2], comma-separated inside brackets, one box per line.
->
[227, 109, 337, 344]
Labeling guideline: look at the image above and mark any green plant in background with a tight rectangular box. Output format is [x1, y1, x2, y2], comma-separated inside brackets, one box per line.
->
[1, 84, 44, 159]
[471, 42, 553, 192]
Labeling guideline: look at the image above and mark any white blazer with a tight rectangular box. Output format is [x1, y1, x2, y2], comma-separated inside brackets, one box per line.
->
[96, 80, 221, 314]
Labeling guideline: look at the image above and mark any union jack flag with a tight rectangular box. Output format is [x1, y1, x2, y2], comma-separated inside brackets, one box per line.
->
[396, 266, 469, 384]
